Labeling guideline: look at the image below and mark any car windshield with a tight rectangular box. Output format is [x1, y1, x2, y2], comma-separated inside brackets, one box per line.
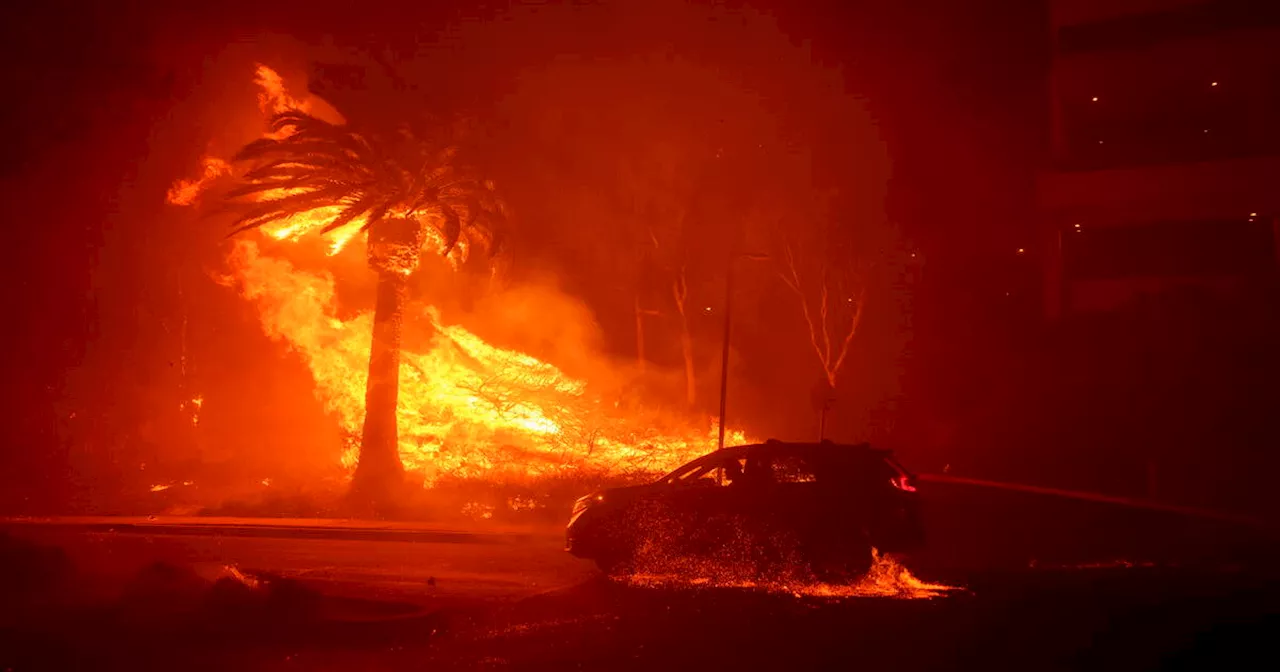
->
[662, 460, 715, 484]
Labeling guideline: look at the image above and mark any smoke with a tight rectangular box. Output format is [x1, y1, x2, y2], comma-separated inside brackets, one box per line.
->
[457, 278, 614, 384]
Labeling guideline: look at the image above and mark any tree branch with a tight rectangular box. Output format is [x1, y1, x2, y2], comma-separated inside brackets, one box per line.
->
[819, 267, 832, 369]
[778, 240, 804, 295]
[779, 240, 828, 375]
[671, 265, 688, 316]
[827, 287, 866, 384]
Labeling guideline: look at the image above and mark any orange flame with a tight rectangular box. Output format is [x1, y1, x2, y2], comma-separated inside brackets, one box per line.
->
[172, 65, 751, 486]
[166, 157, 231, 206]
[223, 238, 747, 485]
[255, 64, 311, 123]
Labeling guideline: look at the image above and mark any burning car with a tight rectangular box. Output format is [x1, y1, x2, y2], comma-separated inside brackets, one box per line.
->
[566, 440, 925, 578]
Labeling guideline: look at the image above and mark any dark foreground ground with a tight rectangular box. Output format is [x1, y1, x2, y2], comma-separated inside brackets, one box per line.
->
[3, 483, 1278, 670]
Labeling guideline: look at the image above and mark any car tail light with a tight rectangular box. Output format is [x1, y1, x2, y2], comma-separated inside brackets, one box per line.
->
[890, 475, 917, 492]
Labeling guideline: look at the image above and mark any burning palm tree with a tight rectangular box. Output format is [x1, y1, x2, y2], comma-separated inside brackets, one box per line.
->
[225, 110, 505, 509]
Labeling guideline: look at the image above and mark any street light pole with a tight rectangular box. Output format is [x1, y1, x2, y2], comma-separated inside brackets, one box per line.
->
[716, 263, 735, 451]
[716, 253, 768, 451]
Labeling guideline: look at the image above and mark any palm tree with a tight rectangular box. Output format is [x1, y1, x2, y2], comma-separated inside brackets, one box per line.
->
[225, 110, 505, 509]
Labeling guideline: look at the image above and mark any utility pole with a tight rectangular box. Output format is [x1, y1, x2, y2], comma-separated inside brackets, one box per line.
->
[716, 265, 735, 451]
[716, 253, 769, 450]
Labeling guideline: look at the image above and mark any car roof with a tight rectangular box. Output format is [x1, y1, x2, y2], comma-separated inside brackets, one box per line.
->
[660, 440, 904, 482]
[718, 439, 893, 459]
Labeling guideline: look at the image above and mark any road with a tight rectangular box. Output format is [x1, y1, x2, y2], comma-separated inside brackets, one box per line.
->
[1, 516, 594, 606]
[2, 496, 1277, 670]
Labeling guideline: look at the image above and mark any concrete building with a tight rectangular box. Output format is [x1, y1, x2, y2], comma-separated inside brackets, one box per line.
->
[1040, 0, 1280, 317]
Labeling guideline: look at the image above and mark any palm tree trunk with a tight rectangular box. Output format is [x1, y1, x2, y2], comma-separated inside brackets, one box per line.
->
[351, 216, 424, 511]
[351, 270, 408, 506]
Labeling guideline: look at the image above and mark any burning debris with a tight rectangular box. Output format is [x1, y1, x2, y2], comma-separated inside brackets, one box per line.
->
[506, 495, 539, 512]
[222, 564, 263, 590]
[149, 481, 196, 493]
[461, 502, 496, 520]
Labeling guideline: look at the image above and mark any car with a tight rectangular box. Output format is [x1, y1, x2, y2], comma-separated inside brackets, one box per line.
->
[566, 439, 925, 578]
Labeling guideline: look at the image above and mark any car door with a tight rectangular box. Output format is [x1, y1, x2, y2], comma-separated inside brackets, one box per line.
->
[660, 453, 747, 555]
[753, 450, 823, 551]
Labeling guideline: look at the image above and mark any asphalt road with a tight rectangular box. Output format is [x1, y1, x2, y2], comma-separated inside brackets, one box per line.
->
[3, 497, 1277, 671]
[1, 516, 593, 606]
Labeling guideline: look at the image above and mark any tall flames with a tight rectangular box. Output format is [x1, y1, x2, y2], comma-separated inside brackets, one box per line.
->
[173, 65, 748, 487]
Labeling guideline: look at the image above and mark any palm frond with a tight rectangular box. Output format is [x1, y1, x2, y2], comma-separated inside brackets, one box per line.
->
[227, 210, 299, 237]
[242, 156, 364, 181]
[224, 176, 356, 200]
[224, 107, 507, 261]
[320, 194, 380, 233]
[268, 110, 331, 135]
[360, 203, 392, 233]
[227, 184, 357, 231]
[417, 203, 462, 254]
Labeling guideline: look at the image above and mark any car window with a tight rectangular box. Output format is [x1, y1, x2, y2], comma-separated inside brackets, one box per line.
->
[668, 456, 748, 486]
[666, 459, 718, 484]
[664, 462, 706, 484]
[687, 467, 722, 485]
[767, 455, 818, 483]
[721, 457, 748, 486]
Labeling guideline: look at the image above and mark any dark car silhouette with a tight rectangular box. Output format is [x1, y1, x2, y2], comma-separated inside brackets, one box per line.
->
[566, 440, 924, 578]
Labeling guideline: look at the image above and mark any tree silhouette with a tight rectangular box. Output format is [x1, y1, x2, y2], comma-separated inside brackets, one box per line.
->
[225, 110, 505, 510]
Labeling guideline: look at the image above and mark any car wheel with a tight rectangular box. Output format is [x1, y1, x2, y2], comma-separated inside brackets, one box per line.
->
[811, 535, 873, 583]
[594, 550, 635, 577]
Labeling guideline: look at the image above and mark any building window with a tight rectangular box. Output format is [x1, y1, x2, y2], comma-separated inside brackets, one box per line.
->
[1057, 0, 1280, 55]
[1057, 61, 1280, 171]
[1064, 217, 1276, 281]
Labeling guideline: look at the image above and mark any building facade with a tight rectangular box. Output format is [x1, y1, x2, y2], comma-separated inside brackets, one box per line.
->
[1040, 0, 1280, 317]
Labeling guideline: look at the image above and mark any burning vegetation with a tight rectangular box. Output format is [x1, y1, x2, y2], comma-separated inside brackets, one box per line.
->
[170, 66, 751, 497]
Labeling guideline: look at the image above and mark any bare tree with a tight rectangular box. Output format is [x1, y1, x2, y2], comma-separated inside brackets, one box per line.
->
[758, 161, 877, 421]
[645, 215, 699, 408]
[618, 145, 705, 408]
[777, 238, 869, 390]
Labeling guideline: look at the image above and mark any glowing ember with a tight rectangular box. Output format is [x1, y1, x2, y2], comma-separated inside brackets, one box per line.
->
[149, 484, 171, 493]
[462, 502, 496, 520]
[626, 550, 960, 600]
[170, 65, 752, 487]
[179, 395, 204, 427]
[508, 495, 539, 511]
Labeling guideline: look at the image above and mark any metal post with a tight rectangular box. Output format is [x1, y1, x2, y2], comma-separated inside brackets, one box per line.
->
[715, 253, 766, 451]
[716, 262, 734, 451]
